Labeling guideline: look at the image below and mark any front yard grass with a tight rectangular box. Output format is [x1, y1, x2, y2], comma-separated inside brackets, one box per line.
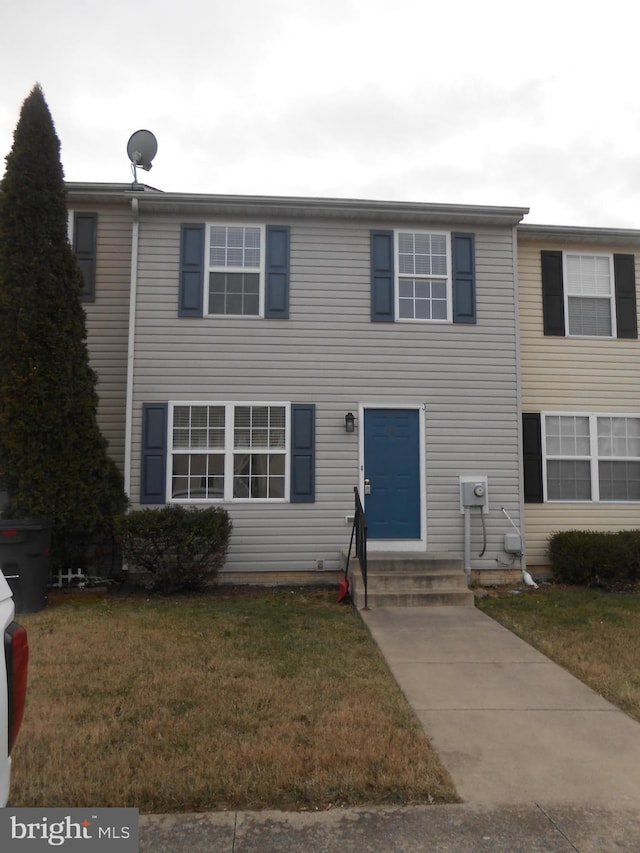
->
[11, 587, 458, 813]
[478, 585, 640, 722]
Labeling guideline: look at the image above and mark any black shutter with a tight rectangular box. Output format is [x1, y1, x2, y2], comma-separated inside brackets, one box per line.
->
[141, 403, 168, 504]
[290, 404, 315, 503]
[614, 253, 638, 339]
[179, 224, 205, 317]
[452, 232, 476, 324]
[265, 225, 290, 318]
[73, 212, 97, 302]
[522, 413, 543, 503]
[541, 251, 565, 336]
[370, 231, 394, 322]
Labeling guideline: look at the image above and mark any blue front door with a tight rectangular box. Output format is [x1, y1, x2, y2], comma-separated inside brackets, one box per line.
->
[364, 409, 421, 539]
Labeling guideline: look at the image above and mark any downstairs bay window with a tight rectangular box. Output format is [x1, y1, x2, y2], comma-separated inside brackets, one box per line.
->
[170, 403, 288, 501]
[140, 402, 314, 505]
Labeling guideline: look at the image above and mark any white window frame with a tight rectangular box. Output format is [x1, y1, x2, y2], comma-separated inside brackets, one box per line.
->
[205, 223, 266, 318]
[394, 229, 452, 323]
[168, 401, 290, 503]
[542, 412, 640, 502]
[563, 252, 616, 338]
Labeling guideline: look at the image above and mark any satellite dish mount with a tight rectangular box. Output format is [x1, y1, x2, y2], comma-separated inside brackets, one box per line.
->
[127, 129, 158, 183]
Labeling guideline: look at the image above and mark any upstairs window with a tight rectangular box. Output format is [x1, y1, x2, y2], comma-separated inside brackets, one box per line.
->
[396, 231, 451, 321]
[371, 230, 474, 324]
[207, 225, 264, 316]
[565, 253, 615, 337]
[179, 223, 289, 319]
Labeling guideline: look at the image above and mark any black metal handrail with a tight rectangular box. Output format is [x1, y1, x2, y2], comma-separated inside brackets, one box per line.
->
[345, 486, 368, 609]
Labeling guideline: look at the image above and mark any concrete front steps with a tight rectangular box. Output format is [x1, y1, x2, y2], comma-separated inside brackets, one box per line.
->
[344, 551, 474, 609]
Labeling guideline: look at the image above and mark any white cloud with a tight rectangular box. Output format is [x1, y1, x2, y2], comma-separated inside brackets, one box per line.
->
[1, 0, 640, 226]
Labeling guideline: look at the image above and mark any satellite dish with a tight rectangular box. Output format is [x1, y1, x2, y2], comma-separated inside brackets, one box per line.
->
[127, 129, 158, 181]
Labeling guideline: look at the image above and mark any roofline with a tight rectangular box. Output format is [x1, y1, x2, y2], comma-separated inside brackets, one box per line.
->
[518, 223, 640, 246]
[66, 181, 162, 200]
[65, 183, 528, 226]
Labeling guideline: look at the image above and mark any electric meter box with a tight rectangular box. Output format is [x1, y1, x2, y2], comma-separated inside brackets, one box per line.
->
[459, 475, 489, 513]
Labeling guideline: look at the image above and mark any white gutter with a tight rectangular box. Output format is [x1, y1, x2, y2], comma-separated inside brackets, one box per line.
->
[513, 223, 526, 570]
[123, 197, 139, 500]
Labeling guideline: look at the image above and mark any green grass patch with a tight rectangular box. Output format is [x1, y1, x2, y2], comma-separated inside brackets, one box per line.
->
[11, 587, 458, 813]
[478, 585, 640, 721]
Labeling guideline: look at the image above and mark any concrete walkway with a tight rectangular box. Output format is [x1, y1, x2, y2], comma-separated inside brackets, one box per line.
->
[361, 605, 640, 806]
[140, 604, 640, 851]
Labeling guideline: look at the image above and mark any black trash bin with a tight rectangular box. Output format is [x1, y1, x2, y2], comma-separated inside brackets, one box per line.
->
[0, 519, 51, 613]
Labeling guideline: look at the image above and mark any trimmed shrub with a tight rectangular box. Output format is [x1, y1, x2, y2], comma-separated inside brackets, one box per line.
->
[115, 506, 232, 593]
[548, 529, 640, 592]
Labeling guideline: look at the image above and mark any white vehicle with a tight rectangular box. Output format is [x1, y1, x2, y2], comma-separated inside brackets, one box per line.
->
[0, 571, 28, 806]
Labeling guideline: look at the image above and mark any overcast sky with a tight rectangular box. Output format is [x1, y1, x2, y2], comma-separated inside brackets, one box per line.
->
[1, 0, 639, 227]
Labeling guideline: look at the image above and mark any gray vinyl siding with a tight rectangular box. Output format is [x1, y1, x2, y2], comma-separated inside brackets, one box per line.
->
[75, 203, 132, 473]
[130, 213, 522, 574]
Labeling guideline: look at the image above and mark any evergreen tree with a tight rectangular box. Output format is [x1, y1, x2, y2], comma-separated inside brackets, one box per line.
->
[0, 84, 127, 569]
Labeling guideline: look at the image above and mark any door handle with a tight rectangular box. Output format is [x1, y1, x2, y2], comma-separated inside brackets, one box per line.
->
[364, 479, 371, 495]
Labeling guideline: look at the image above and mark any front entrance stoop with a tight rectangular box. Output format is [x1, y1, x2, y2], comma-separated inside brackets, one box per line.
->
[343, 551, 474, 609]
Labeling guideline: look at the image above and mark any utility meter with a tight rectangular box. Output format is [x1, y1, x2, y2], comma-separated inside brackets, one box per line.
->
[459, 476, 489, 512]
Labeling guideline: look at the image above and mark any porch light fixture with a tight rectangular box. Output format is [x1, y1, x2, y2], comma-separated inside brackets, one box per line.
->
[344, 412, 355, 433]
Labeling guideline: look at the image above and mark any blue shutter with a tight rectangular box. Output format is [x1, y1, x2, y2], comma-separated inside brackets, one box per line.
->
[370, 231, 395, 322]
[265, 225, 290, 318]
[73, 212, 97, 302]
[541, 251, 565, 336]
[452, 233, 476, 324]
[290, 404, 315, 503]
[614, 254, 638, 339]
[179, 224, 205, 317]
[141, 403, 168, 504]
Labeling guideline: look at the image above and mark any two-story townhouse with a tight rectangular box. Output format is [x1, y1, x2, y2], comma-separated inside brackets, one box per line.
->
[67, 184, 529, 585]
[518, 224, 640, 571]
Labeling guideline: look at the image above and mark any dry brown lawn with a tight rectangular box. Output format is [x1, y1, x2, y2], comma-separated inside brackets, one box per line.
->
[478, 585, 640, 722]
[11, 587, 458, 813]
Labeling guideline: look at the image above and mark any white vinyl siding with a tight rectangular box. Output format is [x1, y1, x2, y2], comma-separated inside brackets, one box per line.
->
[543, 413, 640, 502]
[170, 402, 289, 502]
[396, 230, 451, 322]
[564, 253, 615, 337]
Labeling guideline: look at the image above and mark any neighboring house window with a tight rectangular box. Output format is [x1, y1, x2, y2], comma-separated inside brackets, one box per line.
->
[397, 231, 450, 321]
[170, 403, 288, 501]
[542, 413, 640, 502]
[544, 415, 592, 500]
[68, 211, 97, 302]
[564, 254, 615, 337]
[371, 230, 475, 324]
[208, 225, 263, 316]
[541, 250, 637, 338]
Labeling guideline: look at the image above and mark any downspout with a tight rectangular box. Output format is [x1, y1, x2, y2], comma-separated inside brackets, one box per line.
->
[123, 197, 139, 501]
[513, 222, 526, 570]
